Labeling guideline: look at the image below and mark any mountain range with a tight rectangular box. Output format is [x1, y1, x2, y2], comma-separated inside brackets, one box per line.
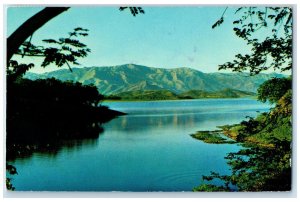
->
[25, 64, 283, 95]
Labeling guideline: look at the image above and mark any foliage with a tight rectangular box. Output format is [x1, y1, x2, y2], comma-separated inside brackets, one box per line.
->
[6, 164, 18, 191]
[194, 7, 293, 191]
[10, 77, 104, 106]
[7, 27, 90, 81]
[119, 7, 145, 16]
[6, 6, 147, 190]
[6, 78, 125, 161]
[7, 6, 145, 79]
[225, 89, 292, 147]
[213, 7, 292, 75]
[196, 138, 291, 191]
[191, 131, 235, 144]
[211, 7, 227, 29]
[194, 89, 292, 191]
[6, 7, 143, 190]
[193, 184, 229, 192]
[6, 8, 90, 190]
[257, 77, 292, 104]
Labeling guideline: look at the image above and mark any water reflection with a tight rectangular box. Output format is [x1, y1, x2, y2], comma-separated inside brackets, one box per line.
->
[106, 111, 258, 133]
[6, 121, 103, 161]
[7, 99, 269, 157]
[104, 99, 271, 134]
[7, 99, 272, 191]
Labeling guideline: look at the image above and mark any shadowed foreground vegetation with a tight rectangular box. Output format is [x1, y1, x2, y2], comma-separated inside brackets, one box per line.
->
[6, 77, 125, 160]
[192, 6, 293, 191]
[193, 86, 292, 191]
[5, 6, 141, 189]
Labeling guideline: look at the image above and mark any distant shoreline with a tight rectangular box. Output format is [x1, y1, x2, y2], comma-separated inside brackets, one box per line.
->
[103, 88, 257, 102]
[103, 96, 258, 103]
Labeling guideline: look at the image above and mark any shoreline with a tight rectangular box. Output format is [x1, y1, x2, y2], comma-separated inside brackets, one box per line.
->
[103, 96, 257, 103]
[191, 124, 275, 149]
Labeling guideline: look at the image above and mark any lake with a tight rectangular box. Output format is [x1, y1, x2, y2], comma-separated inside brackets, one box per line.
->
[7, 98, 271, 191]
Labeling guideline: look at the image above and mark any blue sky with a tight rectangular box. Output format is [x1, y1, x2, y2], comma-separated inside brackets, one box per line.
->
[7, 6, 259, 73]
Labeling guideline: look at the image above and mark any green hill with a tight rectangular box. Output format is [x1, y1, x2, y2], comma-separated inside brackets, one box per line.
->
[106, 90, 179, 101]
[178, 89, 256, 99]
[105, 88, 256, 101]
[25, 64, 283, 95]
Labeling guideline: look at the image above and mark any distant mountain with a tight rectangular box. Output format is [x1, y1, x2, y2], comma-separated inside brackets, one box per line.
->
[106, 89, 256, 101]
[25, 64, 284, 95]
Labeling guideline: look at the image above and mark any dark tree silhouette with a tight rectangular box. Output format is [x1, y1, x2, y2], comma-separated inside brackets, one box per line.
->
[8, 27, 91, 82]
[7, 7, 70, 64]
[213, 7, 292, 75]
[119, 7, 145, 16]
[6, 7, 131, 190]
[7, 6, 145, 78]
[193, 7, 293, 192]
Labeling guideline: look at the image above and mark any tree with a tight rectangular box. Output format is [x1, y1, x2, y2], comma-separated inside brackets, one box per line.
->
[7, 6, 144, 62]
[6, 6, 142, 190]
[194, 6, 293, 192]
[119, 7, 145, 16]
[257, 77, 292, 104]
[213, 7, 292, 75]
[8, 27, 90, 82]
[7, 7, 145, 79]
[6, 7, 91, 81]
[194, 138, 291, 191]
[7, 7, 70, 64]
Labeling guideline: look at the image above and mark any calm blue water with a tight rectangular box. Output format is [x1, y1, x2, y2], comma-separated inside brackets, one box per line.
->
[7, 98, 271, 191]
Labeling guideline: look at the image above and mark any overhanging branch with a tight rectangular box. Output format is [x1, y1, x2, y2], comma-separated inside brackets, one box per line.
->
[7, 7, 70, 66]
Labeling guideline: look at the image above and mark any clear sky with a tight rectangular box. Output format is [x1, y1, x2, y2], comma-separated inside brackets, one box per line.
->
[7, 6, 264, 73]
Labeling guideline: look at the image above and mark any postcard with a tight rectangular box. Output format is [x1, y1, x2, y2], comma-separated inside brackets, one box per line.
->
[5, 5, 293, 193]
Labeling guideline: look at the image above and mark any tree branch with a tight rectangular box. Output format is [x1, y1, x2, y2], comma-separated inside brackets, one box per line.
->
[14, 53, 45, 57]
[7, 7, 70, 66]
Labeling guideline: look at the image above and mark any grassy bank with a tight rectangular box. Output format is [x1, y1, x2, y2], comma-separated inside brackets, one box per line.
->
[192, 90, 292, 191]
[191, 130, 235, 144]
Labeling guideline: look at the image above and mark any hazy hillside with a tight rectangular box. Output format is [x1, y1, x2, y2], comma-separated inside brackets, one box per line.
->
[107, 90, 179, 100]
[106, 89, 256, 101]
[178, 89, 256, 99]
[25, 64, 283, 95]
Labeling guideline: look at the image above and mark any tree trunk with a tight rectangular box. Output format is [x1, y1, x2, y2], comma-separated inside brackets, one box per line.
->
[7, 7, 70, 65]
